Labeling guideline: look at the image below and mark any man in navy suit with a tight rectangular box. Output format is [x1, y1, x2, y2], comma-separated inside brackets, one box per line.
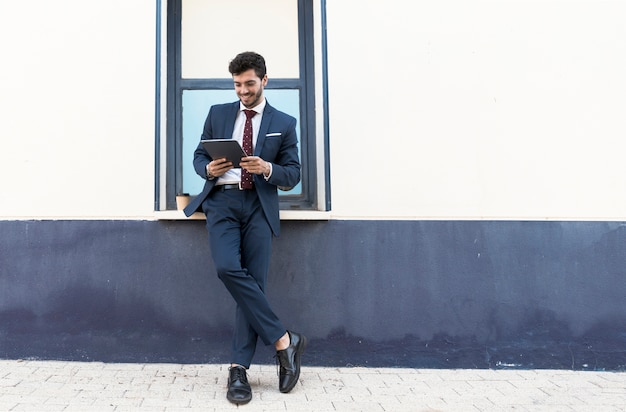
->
[183, 52, 306, 405]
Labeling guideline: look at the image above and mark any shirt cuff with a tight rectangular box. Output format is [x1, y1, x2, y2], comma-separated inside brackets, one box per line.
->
[263, 162, 273, 181]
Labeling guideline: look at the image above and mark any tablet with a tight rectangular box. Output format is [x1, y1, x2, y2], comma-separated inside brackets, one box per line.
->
[201, 139, 248, 168]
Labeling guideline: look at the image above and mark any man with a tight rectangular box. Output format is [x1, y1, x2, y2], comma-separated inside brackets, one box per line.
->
[183, 51, 306, 405]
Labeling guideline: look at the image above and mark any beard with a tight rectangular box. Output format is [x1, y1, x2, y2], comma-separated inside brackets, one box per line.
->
[239, 87, 264, 108]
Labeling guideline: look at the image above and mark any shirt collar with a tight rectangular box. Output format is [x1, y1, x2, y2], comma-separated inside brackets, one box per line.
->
[239, 98, 266, 115]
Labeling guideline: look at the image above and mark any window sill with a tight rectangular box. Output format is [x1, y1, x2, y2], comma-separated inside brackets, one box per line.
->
[153, 210, 331, 221]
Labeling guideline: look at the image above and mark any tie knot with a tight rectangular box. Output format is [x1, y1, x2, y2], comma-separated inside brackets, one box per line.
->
[244, 109, 256, 119]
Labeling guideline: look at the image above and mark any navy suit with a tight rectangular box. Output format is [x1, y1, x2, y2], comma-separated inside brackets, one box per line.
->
[184, 101, 300, 234]
[184, 100, 300, 367]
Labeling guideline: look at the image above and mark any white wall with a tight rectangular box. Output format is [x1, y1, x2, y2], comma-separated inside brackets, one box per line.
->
[1, 0, 625, 221]
[0, 1, 156, 219]
[326, 0, 626, 220]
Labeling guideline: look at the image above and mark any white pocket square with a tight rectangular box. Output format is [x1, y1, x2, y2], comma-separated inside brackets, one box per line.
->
[265, 132, 282, 137]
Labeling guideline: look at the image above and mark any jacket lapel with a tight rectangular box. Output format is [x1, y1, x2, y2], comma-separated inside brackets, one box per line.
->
[255, 102, 274, 156]
[222, 101, 240, 140]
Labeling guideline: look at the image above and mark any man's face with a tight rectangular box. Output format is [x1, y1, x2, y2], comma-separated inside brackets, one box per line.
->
[233, 69, 267, 108]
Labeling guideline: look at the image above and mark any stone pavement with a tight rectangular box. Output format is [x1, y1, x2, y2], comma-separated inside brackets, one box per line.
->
[0, 360, 624, 412]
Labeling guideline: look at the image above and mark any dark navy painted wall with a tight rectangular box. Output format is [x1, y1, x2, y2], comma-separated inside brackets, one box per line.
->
[1, 220, 625, 370]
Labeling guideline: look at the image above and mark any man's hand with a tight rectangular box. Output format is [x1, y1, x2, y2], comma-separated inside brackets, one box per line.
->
[207, 158, 233, 178]
[240, 156, 270, 176]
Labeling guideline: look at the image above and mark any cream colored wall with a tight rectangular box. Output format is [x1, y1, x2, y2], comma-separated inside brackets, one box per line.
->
[0, 1, 156, 219]
[1, 1, 625, 221]
[326, 0, 626, 220]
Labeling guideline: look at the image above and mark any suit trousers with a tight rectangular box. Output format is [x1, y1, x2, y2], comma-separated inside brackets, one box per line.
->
[203, 187, 286, 368]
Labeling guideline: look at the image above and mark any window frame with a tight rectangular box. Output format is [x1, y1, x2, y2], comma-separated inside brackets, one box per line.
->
[162, 0, 321, 212]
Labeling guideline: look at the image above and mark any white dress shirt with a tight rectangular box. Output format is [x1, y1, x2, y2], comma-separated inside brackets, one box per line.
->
[217, 99, 266, 185]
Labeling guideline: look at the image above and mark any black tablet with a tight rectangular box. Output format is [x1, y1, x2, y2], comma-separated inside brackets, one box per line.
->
[201, 139, 248, 168]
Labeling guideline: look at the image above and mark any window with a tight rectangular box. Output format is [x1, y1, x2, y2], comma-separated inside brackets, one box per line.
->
[161, 0, 326, 212]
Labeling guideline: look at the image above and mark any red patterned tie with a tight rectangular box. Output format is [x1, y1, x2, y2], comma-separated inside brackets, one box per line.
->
[241, 109, 256, 189]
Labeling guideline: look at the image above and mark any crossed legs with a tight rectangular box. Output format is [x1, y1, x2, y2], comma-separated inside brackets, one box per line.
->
[205, 190, 286, 367]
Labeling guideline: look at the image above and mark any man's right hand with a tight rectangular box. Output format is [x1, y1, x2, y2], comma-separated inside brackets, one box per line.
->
[207, 158, 233, 178]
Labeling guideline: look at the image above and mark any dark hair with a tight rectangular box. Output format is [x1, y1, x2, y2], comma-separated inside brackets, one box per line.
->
[228, 51, 267, 79]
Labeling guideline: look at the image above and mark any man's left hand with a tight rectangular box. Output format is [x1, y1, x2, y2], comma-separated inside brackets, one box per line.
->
[240, 156, 270, 176]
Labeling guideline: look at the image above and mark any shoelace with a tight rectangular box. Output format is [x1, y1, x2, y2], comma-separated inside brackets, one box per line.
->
[274, 352, 287, 376]
[230, 366, 248, 384]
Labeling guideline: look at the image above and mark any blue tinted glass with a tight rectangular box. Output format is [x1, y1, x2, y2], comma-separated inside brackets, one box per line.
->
[182, 89, 302, 196]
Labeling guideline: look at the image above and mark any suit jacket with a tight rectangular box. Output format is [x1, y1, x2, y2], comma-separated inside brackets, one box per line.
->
[183, 100, 301, 236]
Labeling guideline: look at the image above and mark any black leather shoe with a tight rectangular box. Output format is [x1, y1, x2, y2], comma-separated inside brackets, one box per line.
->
[226, 366, 252, 404]
[276, 330, 307, 393]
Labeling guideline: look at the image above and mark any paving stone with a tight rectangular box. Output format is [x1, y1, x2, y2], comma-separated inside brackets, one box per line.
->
[0, 360, 624, 411]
